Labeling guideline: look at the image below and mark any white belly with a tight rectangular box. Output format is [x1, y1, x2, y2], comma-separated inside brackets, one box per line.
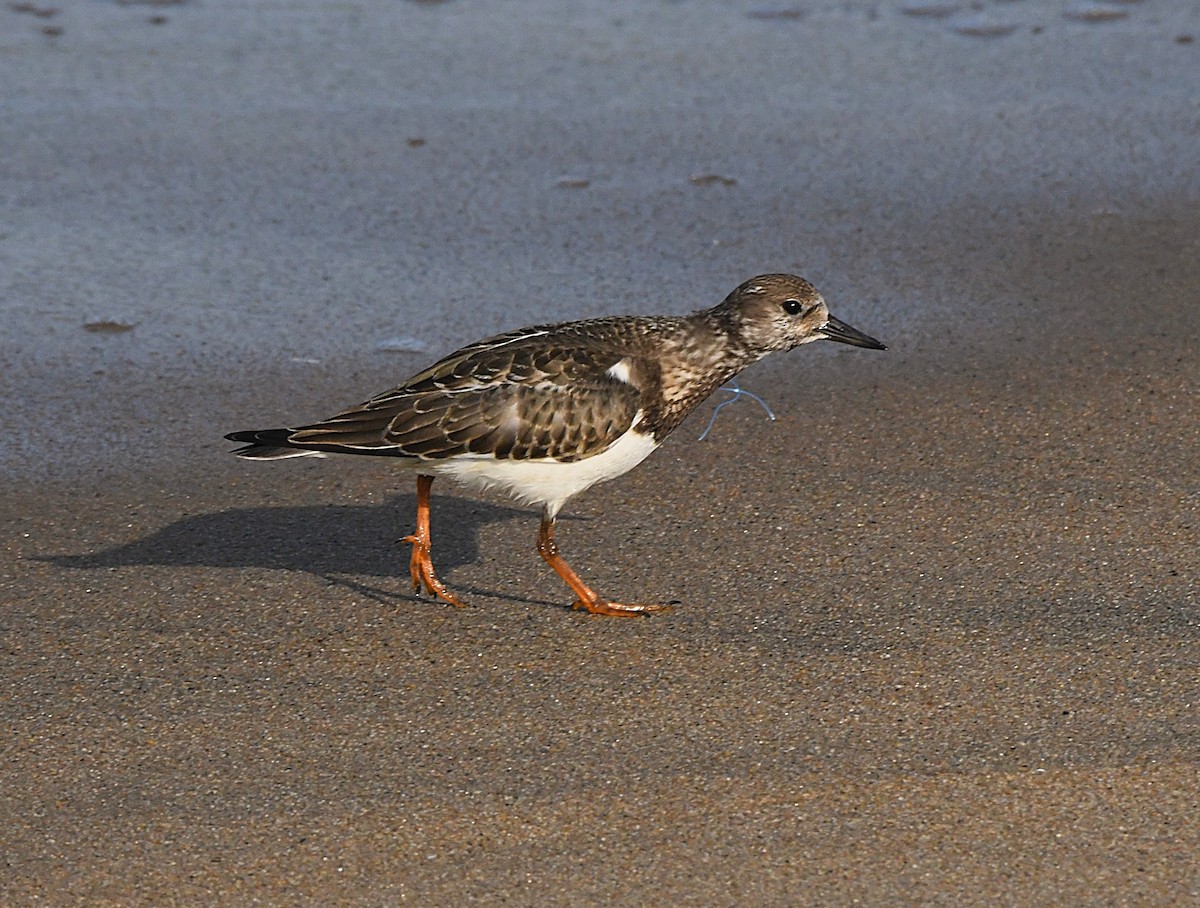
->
[431, 423, 659, 519]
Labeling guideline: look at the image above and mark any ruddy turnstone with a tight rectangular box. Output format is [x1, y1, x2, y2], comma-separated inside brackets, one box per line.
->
[226, 273, 885, 616]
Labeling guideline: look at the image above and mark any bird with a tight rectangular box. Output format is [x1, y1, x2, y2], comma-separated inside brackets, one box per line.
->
[226, 273, 885, 616]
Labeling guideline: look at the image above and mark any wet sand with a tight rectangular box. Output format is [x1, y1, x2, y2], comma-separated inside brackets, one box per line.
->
[3, 1, 1199, 904]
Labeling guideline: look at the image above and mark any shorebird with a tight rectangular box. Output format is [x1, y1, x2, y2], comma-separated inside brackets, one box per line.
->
[226, 273, 885, 616]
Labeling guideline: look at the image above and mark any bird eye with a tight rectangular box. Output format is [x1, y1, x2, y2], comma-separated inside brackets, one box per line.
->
[782, 299, 803, 315]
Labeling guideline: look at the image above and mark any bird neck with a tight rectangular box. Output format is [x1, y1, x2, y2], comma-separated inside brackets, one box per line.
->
[634, 312, 760, 441]
[678, 307, 760, 374]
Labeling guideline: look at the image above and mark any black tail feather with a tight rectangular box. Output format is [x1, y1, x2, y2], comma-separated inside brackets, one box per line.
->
[224, 427, 415, 459]
[224, 427, 324, 460]
[224, 428, 295, 446]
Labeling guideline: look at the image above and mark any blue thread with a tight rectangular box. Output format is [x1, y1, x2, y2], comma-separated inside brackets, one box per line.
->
[698, 379, 777, 441]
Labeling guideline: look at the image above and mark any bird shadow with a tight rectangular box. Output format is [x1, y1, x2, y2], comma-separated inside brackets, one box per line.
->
[36, 493, 567, 608]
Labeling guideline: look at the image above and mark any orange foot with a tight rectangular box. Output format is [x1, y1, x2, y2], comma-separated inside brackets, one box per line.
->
[403, 534, 467, 609]
[571, 597, 675, 618]
[537, 514, 675, 618]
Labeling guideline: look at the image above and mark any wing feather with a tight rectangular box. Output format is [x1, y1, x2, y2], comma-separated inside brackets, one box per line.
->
[284, 335, 647, 461]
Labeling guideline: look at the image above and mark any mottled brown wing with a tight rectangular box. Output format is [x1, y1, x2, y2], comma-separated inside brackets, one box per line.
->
[287, 335, 644, 462]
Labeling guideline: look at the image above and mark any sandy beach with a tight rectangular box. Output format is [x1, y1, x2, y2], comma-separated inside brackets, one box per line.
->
[2, 1, 1198, 904]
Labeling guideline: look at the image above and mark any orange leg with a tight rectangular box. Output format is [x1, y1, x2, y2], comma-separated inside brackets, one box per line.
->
[536, 514, 673, 617]
[402, 474, 467, 608]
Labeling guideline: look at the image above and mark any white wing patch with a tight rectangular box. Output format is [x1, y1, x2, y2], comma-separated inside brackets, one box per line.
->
[606, 358, 634, 385]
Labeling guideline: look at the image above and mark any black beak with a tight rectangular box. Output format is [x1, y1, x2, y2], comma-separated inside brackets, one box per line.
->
[820, 315, 887, 350]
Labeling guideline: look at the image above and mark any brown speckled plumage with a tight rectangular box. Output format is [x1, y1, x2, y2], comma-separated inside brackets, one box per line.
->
[226, 273, 885, 616]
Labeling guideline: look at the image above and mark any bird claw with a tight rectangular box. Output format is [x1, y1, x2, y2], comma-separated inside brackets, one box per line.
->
[403, 534, 468, 609]
[571, 598, 675, 617]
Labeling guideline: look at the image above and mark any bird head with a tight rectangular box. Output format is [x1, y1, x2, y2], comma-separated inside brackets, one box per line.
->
[720, 273, 886, 354]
